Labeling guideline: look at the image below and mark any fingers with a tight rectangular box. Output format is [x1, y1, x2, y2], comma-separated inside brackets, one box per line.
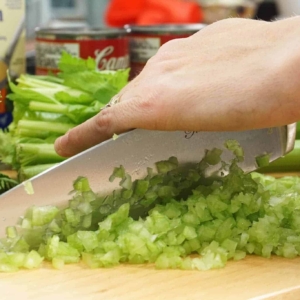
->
[54, 81, 165, 157]
[54, 38, 193, 157]
[54, 102, 131, 157]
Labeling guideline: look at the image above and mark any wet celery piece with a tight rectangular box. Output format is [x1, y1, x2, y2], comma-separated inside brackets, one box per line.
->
[2, 140, 300, 272]
[256, 153, 271, 168]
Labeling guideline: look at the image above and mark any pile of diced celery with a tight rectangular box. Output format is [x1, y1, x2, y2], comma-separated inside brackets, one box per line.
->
[1, 141, 300, 272]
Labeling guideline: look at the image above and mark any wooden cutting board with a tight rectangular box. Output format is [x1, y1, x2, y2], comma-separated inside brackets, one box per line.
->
[1, 171, 300, 300]
[0, 256, 300, 300]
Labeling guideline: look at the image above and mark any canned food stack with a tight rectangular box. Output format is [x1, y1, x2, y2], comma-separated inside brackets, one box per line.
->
[126, 24, 206, 79]
[35, 27, 130, 75]
[35, 24, 206, 79]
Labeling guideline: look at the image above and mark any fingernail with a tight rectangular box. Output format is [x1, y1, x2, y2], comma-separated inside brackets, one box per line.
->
[54, 136, 62, 154]
[55, 133, 68, 155]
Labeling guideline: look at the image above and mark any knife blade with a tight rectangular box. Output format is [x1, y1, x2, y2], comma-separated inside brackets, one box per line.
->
[0, 124, 296, 234]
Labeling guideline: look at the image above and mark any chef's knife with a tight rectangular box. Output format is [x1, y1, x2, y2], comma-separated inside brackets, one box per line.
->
[0, 124, 296, 234]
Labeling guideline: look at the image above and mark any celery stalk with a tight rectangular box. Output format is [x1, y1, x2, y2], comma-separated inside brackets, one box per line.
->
[18, 163, 59, 181]
[29, 101, 69, 115]
[17, 129, 51, 139]
[28, 101, 103, 124]
[259, 140, 300, 173]
[1, 53, 129, 186]
[296, 122, 300, 139]
[18, 120, 75, 135]
[16, 143, 65, 166]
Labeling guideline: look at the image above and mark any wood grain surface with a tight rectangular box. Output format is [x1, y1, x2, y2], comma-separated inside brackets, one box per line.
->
[1, 256, 300, 300]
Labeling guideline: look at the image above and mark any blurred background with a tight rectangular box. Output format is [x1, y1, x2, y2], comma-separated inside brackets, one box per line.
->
[2, 0, 300, 172]
[24, 0, 298, 73]
[25, 0, 292, 38]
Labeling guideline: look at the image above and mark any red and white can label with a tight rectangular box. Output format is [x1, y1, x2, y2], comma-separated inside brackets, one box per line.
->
[129, 33, 193, 79]
[35, 37, 130, 75]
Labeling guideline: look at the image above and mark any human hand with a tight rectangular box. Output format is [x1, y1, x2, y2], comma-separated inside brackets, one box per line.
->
[55, 17, 300, 157]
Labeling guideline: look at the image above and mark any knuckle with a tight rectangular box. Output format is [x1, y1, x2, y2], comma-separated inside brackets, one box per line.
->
[149, 39, 180, 63]
[159, 39, 180, 52]
[145, 54, 175, 75]
[94, 108, 114, 135]
[137, 95, 155, 111]
[198, 19, 227, 36]
[133, 89, 164, 122]
[66, 128, 81, 147]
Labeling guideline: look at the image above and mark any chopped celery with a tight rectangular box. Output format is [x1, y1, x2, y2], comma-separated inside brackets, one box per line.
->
[73, 176, 91, 192]
[76, 231, 98, 252]
[30, 206, 59, 226]
[23, 250, 44, 269]
[22, 180, 34, 195]
[2, 142, 300, 274]
[109, 166, 125, 182]
[183, 226, 197, 240]
[256, 153, 271, 168]
[155, 157, 178, 174]
[6, 226, 18, 239]
[120, 174, 132, 190]
[204, 148, 223, 165]
[233, 251, 246, 261]
[52, 257, 65, 270]
[224, 140, 244, 162]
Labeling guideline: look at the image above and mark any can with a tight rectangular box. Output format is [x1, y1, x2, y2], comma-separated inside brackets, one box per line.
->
[35, 27, 130, 75]
[0, 0, 25, 130]
[126, 24, 206, 79]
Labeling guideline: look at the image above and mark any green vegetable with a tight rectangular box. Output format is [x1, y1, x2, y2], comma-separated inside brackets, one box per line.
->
[16, 143, 65, 166]
[0, 173, 18, 195]
[296, 122, 300, 140]
[2, 143, 300, 273]
[19, 163, 59, 181]
[17, 120, 75, 135]
[0, 53, 129, 184]
[259, 140, 300, 172]
[22, 180, 34, 195]
[224, 140, 244, 162]
[255, 153, 271, 168]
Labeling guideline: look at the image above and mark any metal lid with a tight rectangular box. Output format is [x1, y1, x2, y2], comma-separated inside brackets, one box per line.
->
[35, 26, 127, 37]
[125, 24, 206, 34]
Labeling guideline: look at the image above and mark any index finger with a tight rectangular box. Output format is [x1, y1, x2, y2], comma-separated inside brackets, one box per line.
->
[54, 78, 165, 157]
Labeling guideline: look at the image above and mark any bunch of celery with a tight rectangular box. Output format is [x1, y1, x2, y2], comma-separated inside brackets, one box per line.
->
[2, 142, 300, 272]
[0, 53, 129, 182]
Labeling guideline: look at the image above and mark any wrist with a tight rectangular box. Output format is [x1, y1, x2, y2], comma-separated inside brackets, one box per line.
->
[265, 17, 300, 124]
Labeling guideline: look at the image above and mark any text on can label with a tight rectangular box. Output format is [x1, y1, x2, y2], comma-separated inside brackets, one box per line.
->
[129, 37, 160, 62]
[95, 46, 129, 70]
